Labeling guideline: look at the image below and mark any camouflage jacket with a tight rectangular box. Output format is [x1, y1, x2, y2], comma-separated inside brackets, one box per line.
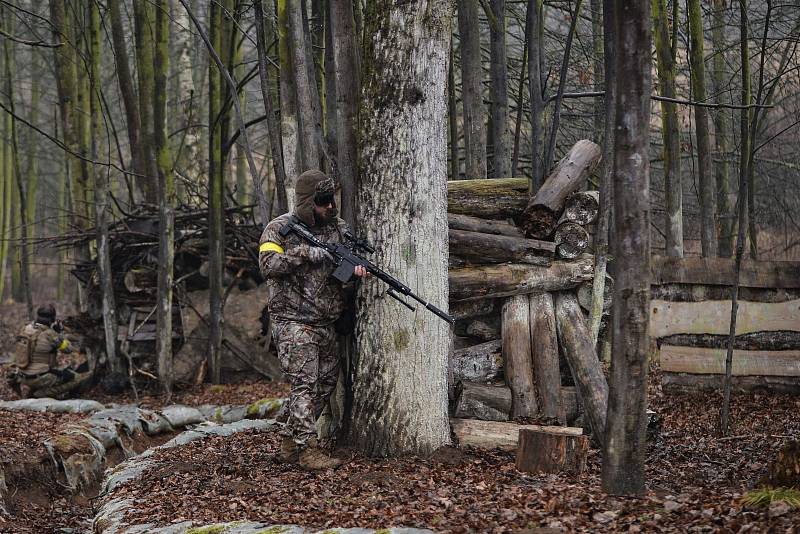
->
[258, 212, 352, 325]
[17, 323, 69, 375]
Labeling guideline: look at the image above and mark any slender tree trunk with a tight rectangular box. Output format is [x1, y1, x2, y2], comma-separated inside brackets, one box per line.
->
[109, 0, 145, 193]
[602, 0, 651, 497]
[543, 0, 583, 176]
[458, 0, 487, 179]
[51, 0, 89, 309]
[589, 0, 615, 345]
[87, 1, 120, 375]
[208, 0, 224, 383]
[590, 0, 603, 142]
[448, 39, 460, 180]
[721, 0, 751, 435]
[653, 0, 683, 257]
[288, 0, 321, 170]
[526, 0, 545, 190]
[687, 0, 717, 256]
[489, 0, 510, 177]
[0, 109, 9, 301]
[711, 0, 732, 257]
[153, 0, 175, 396]
[133, 1, 158, 203]
[511, 36, 527, 177]
[25, 55, 40, 245]
[348, 0, 452, 457]
[278, 0, 300, 207]
[255, 0, 288, 214]
[234, 25, 248, 205]
[330, 0, 359, 224]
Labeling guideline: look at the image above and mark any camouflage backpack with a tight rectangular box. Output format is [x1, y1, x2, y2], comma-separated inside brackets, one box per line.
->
[14, 326, 41, 370]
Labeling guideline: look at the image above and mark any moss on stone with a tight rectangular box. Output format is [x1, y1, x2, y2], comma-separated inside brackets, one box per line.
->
[186, 526, 226, 534]
[246, 398, 280, 417]
[254, 527, 290, 534]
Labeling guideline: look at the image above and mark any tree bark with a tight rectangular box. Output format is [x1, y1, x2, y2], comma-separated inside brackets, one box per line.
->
[133, 1, 158, 203]
[453, 381, 511, 421]
[502, 295, 538, 418]
[448, 40, 460, 180]
[659, 331, 800, 351]
[451, 418, 583, 451]
[288, 0, 321, 171]
[448, 177, 529, 219]
[652, 0, 683, 257]
[449, 229, 554, 265]
[516, 429, 589, 474]
[526, 0, 546, 190]
[529, 292, 563, 422]
[458, 0, 487, 179]
[519, 140, 602, 239]
[347, 0, 452, 456]
[450, 339, 503, 384]
[278, 0, 300, 207]
[450, 256, 594, 302]
[602, 0, 651, 495]
[710, 0, 732, 257]
[255, 0, 288, 215]
[489, 0, 510, 178]
[687, 0, 717, 257]
[330, 0, 360, 224]
[448, 214, 524, 237]
[155, 0, 175, 396]
[555, 292, 608, 442]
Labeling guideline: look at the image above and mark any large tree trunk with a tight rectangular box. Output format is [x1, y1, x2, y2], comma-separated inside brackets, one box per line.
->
[687, 0, 717, 257]
[458, 0, 487, 179]
[288, 0, 321, 171]
[330, 0, 360, 224]
[347, 0, 452, 457]
[489, 0, 510, 178]
[652, 0, 683, 257]
[519, 140, 602, 239]
[602, 0, 652, 496]
[449, 256, 594, 302]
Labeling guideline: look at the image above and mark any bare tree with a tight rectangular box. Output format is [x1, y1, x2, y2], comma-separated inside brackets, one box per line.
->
[458, 0, 487, 179]
[602, 0, 652, 496]
[489, 0, 511, 177]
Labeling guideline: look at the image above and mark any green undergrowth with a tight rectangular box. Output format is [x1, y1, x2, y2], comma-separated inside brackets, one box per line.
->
[742, 487, 800, 508]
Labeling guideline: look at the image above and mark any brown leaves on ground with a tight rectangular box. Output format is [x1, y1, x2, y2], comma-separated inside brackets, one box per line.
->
[113, 373, 800, 533]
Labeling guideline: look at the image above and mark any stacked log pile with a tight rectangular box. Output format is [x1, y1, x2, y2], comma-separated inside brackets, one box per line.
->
[650, 256, 800, 394]
[447, 140, 610, 453]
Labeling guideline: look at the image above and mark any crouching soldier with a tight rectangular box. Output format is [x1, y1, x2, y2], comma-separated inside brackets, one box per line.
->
[7, 304, 83, 399]
[258, 170, 367, 470]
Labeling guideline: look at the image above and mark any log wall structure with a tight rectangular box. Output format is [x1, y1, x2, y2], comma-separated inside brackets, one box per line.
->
[445, 140, 609, 452]
[650, 255, 800, 393]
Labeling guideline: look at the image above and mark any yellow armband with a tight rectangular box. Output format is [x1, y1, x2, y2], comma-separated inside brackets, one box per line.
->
[58, 339, 70, 351]
[259, 241, 285, 254]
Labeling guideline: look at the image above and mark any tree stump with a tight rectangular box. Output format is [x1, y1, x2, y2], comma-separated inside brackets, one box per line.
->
[767, 439, 800, 487]
[516, 428, 590, 474]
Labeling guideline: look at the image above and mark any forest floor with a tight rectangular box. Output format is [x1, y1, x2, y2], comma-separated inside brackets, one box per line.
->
[1, 302, 799, 533]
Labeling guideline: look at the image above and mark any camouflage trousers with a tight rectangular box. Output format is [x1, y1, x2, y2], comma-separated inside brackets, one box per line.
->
[6, 369, 84, 399]
[271, 319, 339, 447]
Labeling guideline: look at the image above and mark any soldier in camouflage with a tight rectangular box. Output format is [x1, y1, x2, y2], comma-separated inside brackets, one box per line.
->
[258, 169, 367, 470]
[7, 304, 85, 399]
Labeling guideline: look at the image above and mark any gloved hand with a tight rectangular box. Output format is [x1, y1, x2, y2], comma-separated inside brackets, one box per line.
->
[308, 246, 333, 264]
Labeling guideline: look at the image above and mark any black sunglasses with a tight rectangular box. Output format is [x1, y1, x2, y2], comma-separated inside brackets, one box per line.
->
[314, 193, 336, 206]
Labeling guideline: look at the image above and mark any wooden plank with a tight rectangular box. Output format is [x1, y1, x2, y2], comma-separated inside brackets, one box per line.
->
[450, 418, 583, 451]
[659, 345, 800, 376]
[651, 256, 800, 289]
[651, 284, 800, 303]
[661, 372, 800, 394]
[650, 298, 800, 337]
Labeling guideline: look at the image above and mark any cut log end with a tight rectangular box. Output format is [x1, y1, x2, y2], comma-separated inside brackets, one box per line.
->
[554, 222, 590, 259]
[515, 429, 590, 474]
[519, 207, 557, 240]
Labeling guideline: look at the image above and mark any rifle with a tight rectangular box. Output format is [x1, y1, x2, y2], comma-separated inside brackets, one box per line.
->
[279, 216, 455, 324]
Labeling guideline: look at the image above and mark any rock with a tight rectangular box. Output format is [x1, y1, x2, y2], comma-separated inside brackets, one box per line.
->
[593, 511, 618, 524]
[664, 500, 684, 513]
[768, 500, 791, 518]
